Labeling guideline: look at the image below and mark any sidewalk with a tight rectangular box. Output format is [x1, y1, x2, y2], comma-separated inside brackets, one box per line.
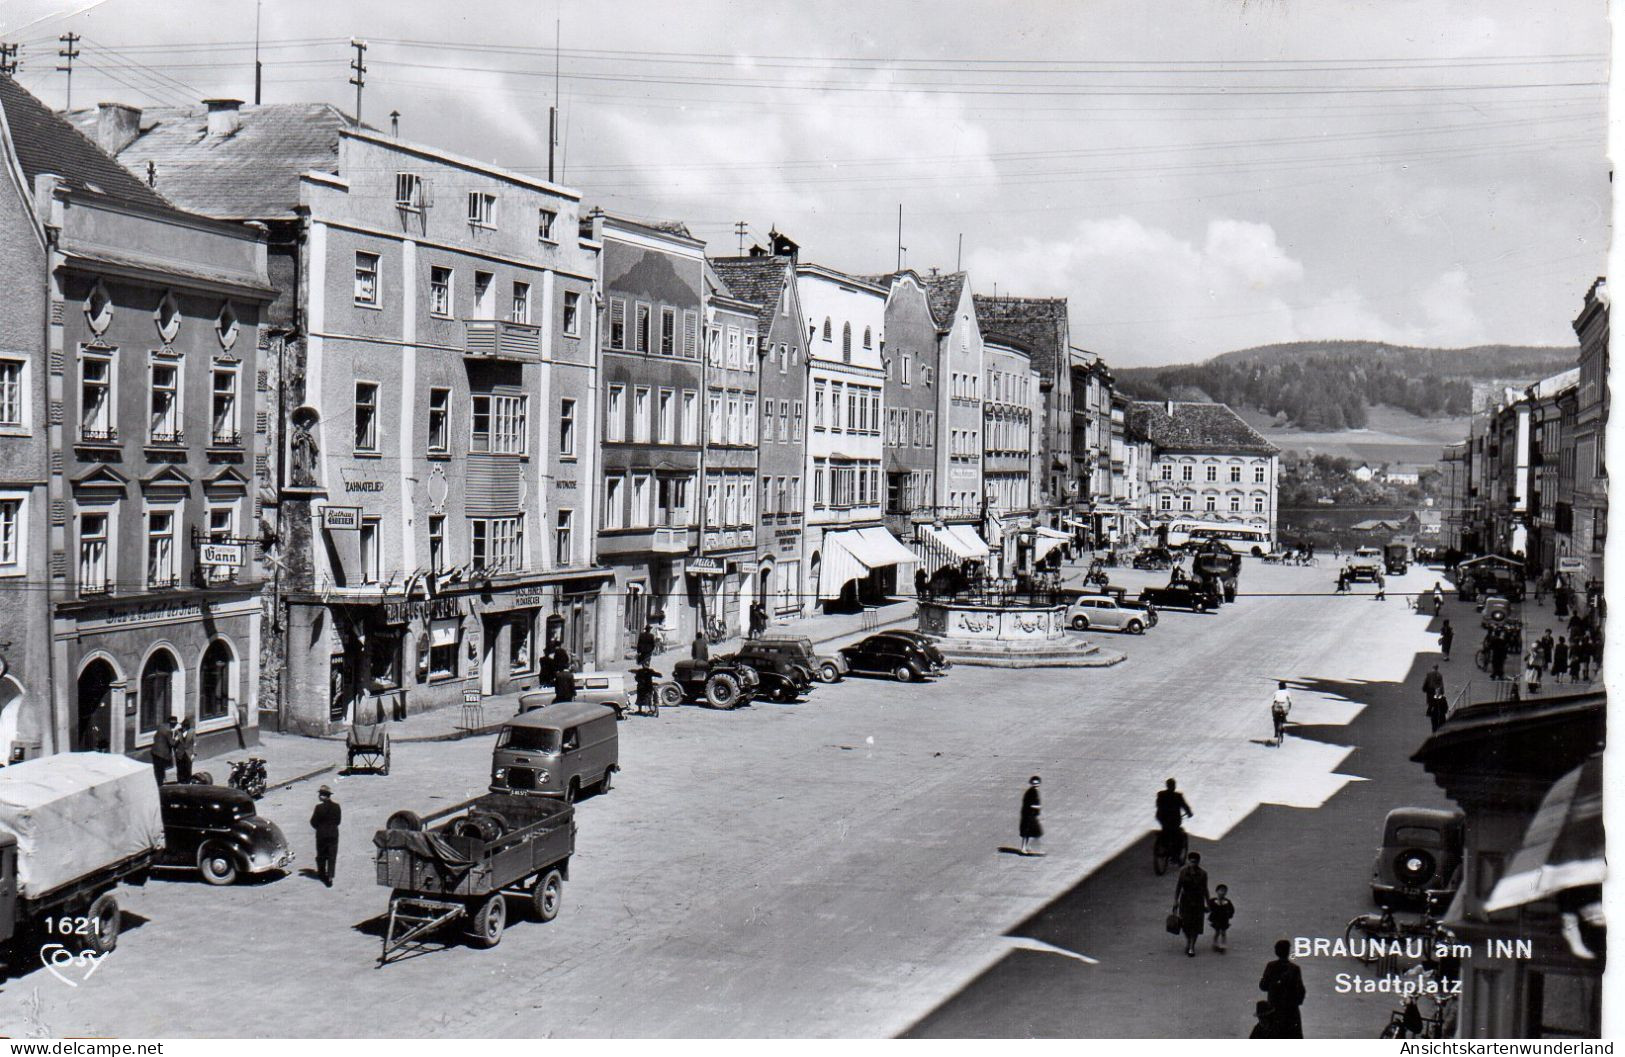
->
[255, 597, 922, 766]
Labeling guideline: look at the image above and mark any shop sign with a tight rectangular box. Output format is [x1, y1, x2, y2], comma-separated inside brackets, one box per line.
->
[511, 590, 548, 608]
[555, 480, 577, 490]
[80, 600, 204, 632]
[322, 506, 361, 531]
[342, 480, 385, 494]
[686, 557, 725, 576]
[200, 543, 244, 567]
[463, 689, 482, 705]
[382, 596, 465, 625]
[1558, 557, 1588, 574]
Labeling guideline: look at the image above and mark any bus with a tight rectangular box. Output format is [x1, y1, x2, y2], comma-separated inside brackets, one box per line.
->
[1159, 519, 1272, 555]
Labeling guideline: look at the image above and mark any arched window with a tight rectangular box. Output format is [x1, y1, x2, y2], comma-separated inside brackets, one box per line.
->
[862, 326, 872, 350]
[200, 640, 234, 722]
[140, 649, 178, 733]
[77, 659, 117, 752]
[822, 317, 832, 341]
[841, 322, 852, 361]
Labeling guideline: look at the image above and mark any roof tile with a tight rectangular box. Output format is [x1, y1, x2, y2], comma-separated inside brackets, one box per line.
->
[1126, 400, 1279, 456]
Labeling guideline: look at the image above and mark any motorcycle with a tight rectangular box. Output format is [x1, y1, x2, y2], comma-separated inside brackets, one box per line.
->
[227, 756, 269, 799]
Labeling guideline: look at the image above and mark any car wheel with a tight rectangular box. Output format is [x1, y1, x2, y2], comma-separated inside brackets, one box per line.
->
[198, 843, 239, 886]
[1128, 620, 1144, 635]
[532, 869, 564, 922]
[706, 672, 742, 709]
[190, 771, 213, 786]
[467, 892, 506, 948]
[387, 810, 423, 832]
[598, 768, 613, 794]
[658, 682, 684, 708]
[893, 664, 916, 683]
[563, 778, 580, 804]
[1071, 615, 1089, 631]
[819, 662, 840, 683]
[85, 893, 120, 955]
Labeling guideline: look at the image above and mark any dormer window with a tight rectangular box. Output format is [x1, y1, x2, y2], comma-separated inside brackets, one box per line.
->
[84, 282, 113, 335]
[154, 291, 180, 344]
[215, 302, 239, 351]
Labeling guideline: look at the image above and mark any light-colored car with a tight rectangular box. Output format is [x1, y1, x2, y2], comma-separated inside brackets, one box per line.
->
[1064, 595, 1149, 634]
[518, 671, 632, 718]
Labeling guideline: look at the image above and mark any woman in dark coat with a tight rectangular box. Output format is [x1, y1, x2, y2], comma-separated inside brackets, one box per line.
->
[1173, 851, 1209, 957]
[1019, 776, 1043, 856]
[1439, 620, 1453, 661]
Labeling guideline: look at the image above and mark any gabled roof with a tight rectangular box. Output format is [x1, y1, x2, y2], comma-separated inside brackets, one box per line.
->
[709, 256, 793, 334]
[0, 77, 174, 213]
[972, 295, 1069, 377]
[1126, 400, 1279, 456]
[66, 101, 349, 220]
[922, 272, 967, 329]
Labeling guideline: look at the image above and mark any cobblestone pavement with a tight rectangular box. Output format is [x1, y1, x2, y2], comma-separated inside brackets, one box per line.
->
[0, 559, 1522, 1038]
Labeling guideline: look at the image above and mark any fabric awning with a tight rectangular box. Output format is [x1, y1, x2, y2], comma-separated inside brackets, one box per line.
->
[945, 524, 992, 558]
[817, 528, 916, 600]
[921, 524, 978, 561]
[1033, 534, 1067, 562]
[858, 527, 920, 566]
[1063, 518, 1089, 530]
[1484, 753, 1604, 913]
[1128, 515, 1151, 531]
[1035, 526, 1070, 540]
[1458, 554, 1525, 569]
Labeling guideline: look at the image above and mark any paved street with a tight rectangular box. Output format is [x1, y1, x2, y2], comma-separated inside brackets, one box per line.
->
[0, 559, 1536, 1038]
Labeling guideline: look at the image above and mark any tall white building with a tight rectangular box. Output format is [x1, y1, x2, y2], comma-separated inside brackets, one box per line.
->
[1129, 400, 1280, 548]
[798, 265, 915, 608]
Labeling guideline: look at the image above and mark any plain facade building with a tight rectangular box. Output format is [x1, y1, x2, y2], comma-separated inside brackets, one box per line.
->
[1129, 400, 1280, 547]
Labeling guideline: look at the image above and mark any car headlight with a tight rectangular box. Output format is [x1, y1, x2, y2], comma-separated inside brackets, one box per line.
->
[536, 770, 550, 784]
[493, 767, 507, 781]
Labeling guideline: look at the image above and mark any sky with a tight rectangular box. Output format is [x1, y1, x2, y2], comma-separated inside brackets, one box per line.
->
[0, 0, 1611, 366]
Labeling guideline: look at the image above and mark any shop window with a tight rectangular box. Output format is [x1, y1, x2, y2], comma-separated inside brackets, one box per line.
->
[429, 619, 459, 679]
[369, 631, 401, 689]
[139, 649, 178, 734]
[508, 614, 534, 675]
[1527, 971, 1599, 1038]
[200, 640, 234, 721]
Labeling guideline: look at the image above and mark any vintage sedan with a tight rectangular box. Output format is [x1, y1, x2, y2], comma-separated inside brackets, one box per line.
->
[1138, 581, 1220, 613]
[1370, 807, 1464, 911]
[838, 634, 937, 682]
[736, 636, 846, 683]
[518, 671, 633, 718]
[159, 783, 293, 886]
[865, 630, 951, 672]
[1064, 595, 1149, 634]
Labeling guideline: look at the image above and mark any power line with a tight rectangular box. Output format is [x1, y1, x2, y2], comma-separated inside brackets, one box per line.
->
[55, 32, 79, 111]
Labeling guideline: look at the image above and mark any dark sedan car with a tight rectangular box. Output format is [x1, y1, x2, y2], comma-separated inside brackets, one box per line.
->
[838, 634, 937, 682]
[1370, 807, 1464, 911]
[1138, 581, 1220, 613]
[159, 783, 293, 886]
[866, 630, 950, 672]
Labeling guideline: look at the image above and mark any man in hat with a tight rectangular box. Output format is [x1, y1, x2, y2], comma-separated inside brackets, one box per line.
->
[310, 785, 342, 888]
[150, 715, 178, 785]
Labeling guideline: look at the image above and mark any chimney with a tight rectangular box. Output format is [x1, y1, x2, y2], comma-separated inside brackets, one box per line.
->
[94, 102, 142, 156]
[203, 98, 243, 139]
[1165, 399, 1175, 417]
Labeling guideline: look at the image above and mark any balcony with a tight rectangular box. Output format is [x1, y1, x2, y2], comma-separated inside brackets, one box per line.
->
[595, 525, 698, 558]
[77, 426, 119, 446]
[209, 429, 243, 449]
[148, 428, 185, 446]
[464, 319, 542, 362]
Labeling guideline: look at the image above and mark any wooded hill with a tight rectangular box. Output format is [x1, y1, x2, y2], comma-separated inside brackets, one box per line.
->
[1116, 341, 1577, 430]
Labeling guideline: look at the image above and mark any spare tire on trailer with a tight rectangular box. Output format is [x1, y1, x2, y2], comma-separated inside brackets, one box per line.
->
[386, 809, 424, 832]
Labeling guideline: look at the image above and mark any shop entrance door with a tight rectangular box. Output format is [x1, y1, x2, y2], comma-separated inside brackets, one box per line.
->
[76, 660, 115, 752]
[480, 615, 501, 695]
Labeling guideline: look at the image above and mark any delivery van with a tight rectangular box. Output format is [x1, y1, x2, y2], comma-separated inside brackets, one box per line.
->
[490, 702, 618, 803]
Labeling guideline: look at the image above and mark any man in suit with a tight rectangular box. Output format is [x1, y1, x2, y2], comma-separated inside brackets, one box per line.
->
[310, 785, 342, 888]
[1259, 939, 1306, 1038]
[151, 716, 178, 785]
[174, 717, 197, 784]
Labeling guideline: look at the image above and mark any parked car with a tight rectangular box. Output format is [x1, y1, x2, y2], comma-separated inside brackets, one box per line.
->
[1064, 595, 1149, 634]
[838, 634, 937, 682]
[660, 657, 761, 709]
[490, 702, 618, 802]
[728, 649, 814, 703]
[518, 671, 632, 718]
[865, 629, 951, 672]
[158, 783, 294, 886]
[1138, 581, 1220, 613]
[1133, 547, 1175, 570]
[1370, 807, 1464, 911]
[736, 636, 846, 683]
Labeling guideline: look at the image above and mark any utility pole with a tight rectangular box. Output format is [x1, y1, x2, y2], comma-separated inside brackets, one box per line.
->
[957, 233, 963, 273]
[733, 221, 748, 256]
[348, 39, 367, 127]
[253, 0, 263, 104]
[0, 44, 19, 77]
[56, 33, 79, 112]
[548, 19, 560, 182]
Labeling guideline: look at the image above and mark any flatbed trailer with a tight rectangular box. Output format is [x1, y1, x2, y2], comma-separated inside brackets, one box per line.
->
[374, 792, 574, 963]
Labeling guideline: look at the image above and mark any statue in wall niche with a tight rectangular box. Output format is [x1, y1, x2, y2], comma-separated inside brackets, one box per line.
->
[289, 407, 320, 487]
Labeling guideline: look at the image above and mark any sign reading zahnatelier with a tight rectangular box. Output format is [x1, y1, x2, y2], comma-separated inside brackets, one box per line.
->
[322, 506, 362, 531]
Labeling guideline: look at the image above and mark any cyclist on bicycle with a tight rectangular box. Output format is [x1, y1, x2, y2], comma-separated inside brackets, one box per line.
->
[1156, 779, 1193, 855]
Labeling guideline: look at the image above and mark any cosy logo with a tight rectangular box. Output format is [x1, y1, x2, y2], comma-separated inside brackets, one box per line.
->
[37, 944, 106, 988]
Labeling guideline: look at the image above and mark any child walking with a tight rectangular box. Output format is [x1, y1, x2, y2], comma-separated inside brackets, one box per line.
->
[1208, 883, 1235, 952]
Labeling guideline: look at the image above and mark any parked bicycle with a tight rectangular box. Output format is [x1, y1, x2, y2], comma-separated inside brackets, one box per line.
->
[1380, 993, 1458, 1039]
[1344, 907, 1456, 975]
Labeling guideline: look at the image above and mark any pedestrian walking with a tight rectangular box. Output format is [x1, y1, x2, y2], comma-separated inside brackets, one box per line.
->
[310, 785, 341, 888]
[1577, 632, 1594, 681]
[150, 715, 178, 785]
[1535, 570, 1550, 605]
[1432, 583, 1445, 615]
[633, 665, 659, 717]
[1335, 569, 1348, 594]
[1553, 636, 1569, 685]
[1173, 851, 1209, 957]
[748, 601, 768, 639]
[553, 664, 577, 704]
[174, 717, 196, 784]
[1439, 620, 1454, 660]
[1018, 776, 1044, 856]
[691, 629, 710, 663]
[1569, 634, 1585, 682]
[1374, 572, 1386, 601]
[1490, 630, 1509, 681]
[1524, 645, 1542, 695]
[1555, 584, 1571, 619]
[1207, 883, 1235, 953]
[914, 567, 929, 599]
[1422, 664, 1445, 728]
[1539, 629, 1555, 672]
[1258, 939, 1307, 1038]
[636, 623, 658, 667]
[1269, 681, 1292, 745]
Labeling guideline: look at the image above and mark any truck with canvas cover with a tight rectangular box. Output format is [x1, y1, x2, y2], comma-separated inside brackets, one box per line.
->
[0, 753, 164, 957]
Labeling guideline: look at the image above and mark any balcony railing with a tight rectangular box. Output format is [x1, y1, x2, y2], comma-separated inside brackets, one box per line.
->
[464, 319, 542, 362]
[79, 579, 111, 598]
[210, 429, 243, 448]
[147, 575, 180, 590]
[148, 428, 185, 446]
[78, 426, 118, 444]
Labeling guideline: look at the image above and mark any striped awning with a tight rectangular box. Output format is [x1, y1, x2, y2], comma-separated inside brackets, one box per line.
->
[1485, 753, 1604, 913]
[817, 528, 918, 600]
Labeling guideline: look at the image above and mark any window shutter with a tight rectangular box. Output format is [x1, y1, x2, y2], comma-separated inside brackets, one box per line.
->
[610, 299, 626, 349]
[683, 310, 698, 358]
[421, 175, 434, 208]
